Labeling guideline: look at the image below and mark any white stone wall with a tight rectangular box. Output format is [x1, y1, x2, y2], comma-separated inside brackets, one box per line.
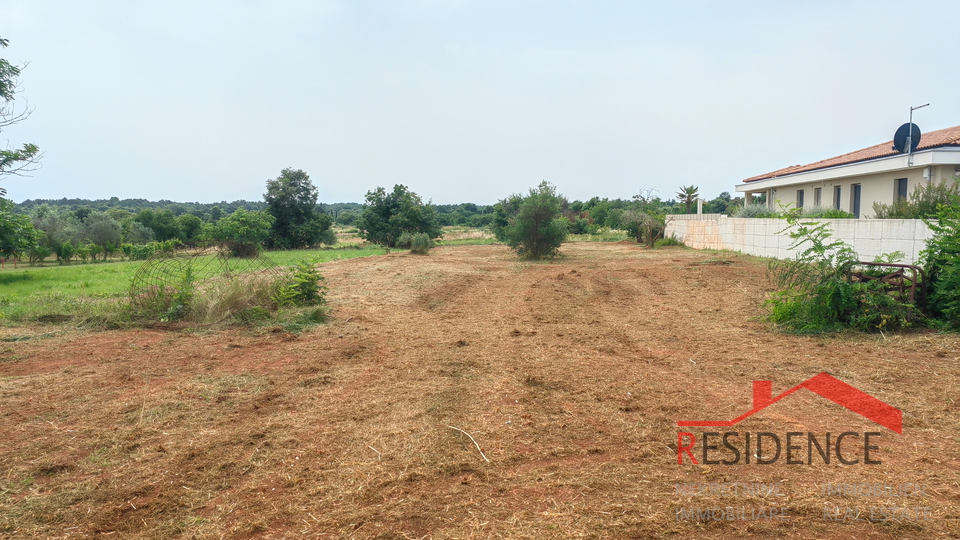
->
[665, 215, 933, 264]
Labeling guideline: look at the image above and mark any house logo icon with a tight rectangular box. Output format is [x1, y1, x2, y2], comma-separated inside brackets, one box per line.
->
[678, 372, 902, 434]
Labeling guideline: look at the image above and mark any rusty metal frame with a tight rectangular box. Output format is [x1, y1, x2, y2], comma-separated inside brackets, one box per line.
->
[848, 262, 926, 317]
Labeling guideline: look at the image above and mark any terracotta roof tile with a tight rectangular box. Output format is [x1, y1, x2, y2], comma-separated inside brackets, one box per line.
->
[743, 124, 960, 182]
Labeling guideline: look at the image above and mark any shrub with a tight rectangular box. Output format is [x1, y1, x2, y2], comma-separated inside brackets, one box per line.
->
[801, 205, 855, 219]
[129, 243, 157, 261]
[873, 178, 960, 219]
[56, 241, 75, 264]
[356, 184, 442, 247]
[568, 218, 590, 235]
[766, 213, 912, 333]
[208, 209, 274, 257]
[409, 233, 435, 254]
[654, 235, 685, 248]
[621, 210, 664, 247]
[733, 203, 779, 218]
[491, 181, 568, 260]
[920, 201, 960, 328]
[274, 261, 327, 307]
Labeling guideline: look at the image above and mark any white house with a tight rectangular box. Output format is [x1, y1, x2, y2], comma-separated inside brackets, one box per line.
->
[736, 124, 960, 218]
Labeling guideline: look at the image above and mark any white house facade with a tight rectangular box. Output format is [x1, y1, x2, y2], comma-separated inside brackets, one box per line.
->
[736, 125, 960, 218]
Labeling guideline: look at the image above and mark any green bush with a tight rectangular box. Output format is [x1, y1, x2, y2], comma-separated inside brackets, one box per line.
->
[733, 203, 780, 218]
[355, 184, 442, 248]
[873, 178, 960, 219]
[801, 205, 855, 219]
[274, 261, 327, 307]
[621, 210, 664, 247]
[920, 201, 960, 328]
[208, 209, 274, 257]
[766, 213, 912, 333]
[129, 244, 157, 261]
[406, 232, 435, 254]
[654, 235, 685, 248]
[491, 181, 568, 260]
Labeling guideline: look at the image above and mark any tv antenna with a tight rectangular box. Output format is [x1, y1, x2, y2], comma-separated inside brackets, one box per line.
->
[893, 103, 929, 166]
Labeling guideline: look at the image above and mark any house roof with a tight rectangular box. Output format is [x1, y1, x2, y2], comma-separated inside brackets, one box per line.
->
[743, 124, 960, 183]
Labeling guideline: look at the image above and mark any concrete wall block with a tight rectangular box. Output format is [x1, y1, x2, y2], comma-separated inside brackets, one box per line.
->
[881, 220, 916, 241]
[855, 239, 884, 260]
[855, 220, 884, 240]
[830, 219, 857, 239]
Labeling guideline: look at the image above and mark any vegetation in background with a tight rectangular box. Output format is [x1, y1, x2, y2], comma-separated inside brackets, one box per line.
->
[675, 185, 700, 214]
[621, 210, 663, 248]
[356, 184, 443, 248]
[0, 246, 370, 329]
[0, 198, 41, 261]
[205, 209, 274, 257]
[799, 205, 855, 218]
[766, 213, 913, 333]
[264, 168, 336, 249]
[733, 203, 781, 218]
[492, 181, 568, 260]
[733, 203, 854, 219]
[398, 232, 436, 254]
[873, 178, 960, 219]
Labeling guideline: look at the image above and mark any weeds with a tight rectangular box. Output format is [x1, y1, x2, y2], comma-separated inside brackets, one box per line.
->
[766, 212, 912, 333]
[274, 261, 327, 307]
[920, 200, 960, 328]
[654, 235, 685, 248]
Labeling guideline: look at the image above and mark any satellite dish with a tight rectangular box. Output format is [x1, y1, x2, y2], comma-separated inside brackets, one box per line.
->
[893, 123, 921, 153]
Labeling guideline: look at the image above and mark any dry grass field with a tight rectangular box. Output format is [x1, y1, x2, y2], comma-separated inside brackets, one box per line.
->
[0, 243, 958, 539]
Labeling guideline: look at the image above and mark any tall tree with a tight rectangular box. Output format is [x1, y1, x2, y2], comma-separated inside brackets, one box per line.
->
[83, 211, 122, 260]
[0, 37, 40, 196]
[676, 185, 700, 214]
[263, 168, 334, 249]
[0, 198, 41, 260]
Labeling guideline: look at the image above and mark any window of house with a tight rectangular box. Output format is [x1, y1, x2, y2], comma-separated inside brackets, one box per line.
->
[851, 184, 862, 218]
[814, 187, 822, 206]
[797, 189, 804, 208]
[896, 178, 908, 201]
[834, 186, 841, 210]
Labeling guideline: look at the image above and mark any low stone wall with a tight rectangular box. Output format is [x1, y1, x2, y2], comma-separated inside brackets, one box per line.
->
[665, 215, 932, 264]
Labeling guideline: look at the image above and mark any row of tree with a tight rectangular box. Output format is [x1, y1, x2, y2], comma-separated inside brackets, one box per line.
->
[3, 173, 743, 263]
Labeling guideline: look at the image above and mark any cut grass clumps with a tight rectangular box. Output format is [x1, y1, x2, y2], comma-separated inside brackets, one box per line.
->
[130, 249, 329, 327]
[0, 245, 378, 330]
[654, 235, 685, 248]
[130, 248, 285, 323]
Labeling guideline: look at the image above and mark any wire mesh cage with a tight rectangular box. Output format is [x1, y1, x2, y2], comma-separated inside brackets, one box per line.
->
[129, 247, 286, 321]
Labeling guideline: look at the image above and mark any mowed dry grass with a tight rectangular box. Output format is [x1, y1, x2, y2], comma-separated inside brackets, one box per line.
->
[0, 243, 958, 539]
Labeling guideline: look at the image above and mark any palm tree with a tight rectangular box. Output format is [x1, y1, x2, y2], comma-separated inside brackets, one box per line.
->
[676, 185, 700, 214]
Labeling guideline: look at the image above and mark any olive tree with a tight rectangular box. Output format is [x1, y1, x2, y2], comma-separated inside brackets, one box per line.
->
[491, 181, 568, 260]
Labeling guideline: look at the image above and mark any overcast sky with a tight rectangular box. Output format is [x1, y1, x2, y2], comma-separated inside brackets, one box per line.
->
[2, 1, 959, 205]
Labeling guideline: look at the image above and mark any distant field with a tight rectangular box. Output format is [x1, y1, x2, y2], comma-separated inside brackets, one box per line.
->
[0, 246, 385, 324]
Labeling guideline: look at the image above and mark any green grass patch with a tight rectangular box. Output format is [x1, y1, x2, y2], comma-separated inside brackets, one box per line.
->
[0, 246, 383, 328]
[565, 230, 629, 242]
[437, 237, 498, 246]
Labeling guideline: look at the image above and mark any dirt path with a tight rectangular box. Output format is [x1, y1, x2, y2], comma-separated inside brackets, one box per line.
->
[0, 243, 957, 539]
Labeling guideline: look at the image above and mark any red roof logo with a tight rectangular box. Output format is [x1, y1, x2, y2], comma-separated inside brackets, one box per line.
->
[677, 372, 902, 434]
